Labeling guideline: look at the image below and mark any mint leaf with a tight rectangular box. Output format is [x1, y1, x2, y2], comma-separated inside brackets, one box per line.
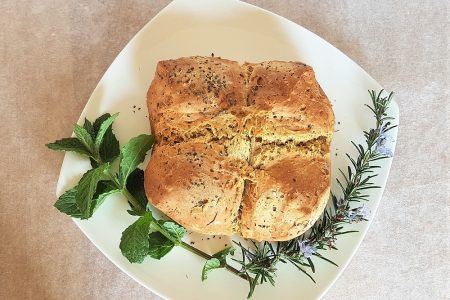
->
[92, 113, 120, 163]
[54, 187, 82, 218]
[94, 180, 117, 197]
[46, 138, 92, 157]
[161, 222, 186, 242]
[91, 189, 120, 214]
[120, 212, 153, 263]
[147, 232, 174, 259]
[47, 114, 119, 164]
[201, 247, 235, 281]
[118, 134, 154, 186]
[201, 258, 221, 281]
[126, 169, 148, 213]
[99, 130, 120, 163]
[94, 113, 119, 149]
[83, 118, 95, 138]
[212, 246, 235, 261]
[74, 124, 95, 155]
[76, 163, 110, 219]
[92, 113, 110, 132]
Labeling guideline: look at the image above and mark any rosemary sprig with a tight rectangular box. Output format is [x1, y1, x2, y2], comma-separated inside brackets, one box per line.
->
[229, 90, 396, 298]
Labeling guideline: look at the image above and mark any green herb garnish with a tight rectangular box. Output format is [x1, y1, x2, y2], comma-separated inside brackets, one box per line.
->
[47, 90, 396, 298]
[47, 113, 153, 219]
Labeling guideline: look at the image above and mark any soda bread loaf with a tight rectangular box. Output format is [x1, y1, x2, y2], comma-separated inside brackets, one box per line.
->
[145, 56, 334, 241]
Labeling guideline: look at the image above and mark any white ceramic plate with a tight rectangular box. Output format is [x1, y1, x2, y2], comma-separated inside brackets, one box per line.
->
[56, 0, 399, 299]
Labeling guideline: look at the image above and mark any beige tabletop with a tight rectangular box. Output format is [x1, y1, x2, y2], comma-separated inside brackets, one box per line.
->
[1, 1, 448, 299]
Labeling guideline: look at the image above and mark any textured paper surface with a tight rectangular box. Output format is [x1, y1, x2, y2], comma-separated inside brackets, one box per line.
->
[1, 1, 448, 299]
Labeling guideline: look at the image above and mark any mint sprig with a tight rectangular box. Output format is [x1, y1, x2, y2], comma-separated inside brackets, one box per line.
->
[47, 113, 154, 219]
[119, 211, 186, 263]
[118, 209, 238, 266]
[46, 113, 121, 165]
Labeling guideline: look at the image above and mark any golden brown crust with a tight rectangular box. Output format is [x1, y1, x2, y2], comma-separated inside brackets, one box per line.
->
[241, 154, 331, 241]
[147, 56, 247, 145]
[145, 56, 334, 241]
[244, 61, 334, 144]
[144, 142, 246, 235]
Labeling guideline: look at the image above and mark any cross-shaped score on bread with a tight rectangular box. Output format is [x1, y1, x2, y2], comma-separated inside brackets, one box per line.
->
[144, 56, 334, 241]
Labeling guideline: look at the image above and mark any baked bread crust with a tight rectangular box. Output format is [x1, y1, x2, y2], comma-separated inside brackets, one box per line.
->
[145, 56, 334, 241]
[144, 142, 246, 235]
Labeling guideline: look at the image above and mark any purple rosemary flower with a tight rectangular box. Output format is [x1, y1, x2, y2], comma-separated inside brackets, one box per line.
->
[298, 240, 317, 258]
[346, 210, 357, 222]
[376, 127, 394, 157]
[356, 205, 370, 220]
[345, 206, 370, 223]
